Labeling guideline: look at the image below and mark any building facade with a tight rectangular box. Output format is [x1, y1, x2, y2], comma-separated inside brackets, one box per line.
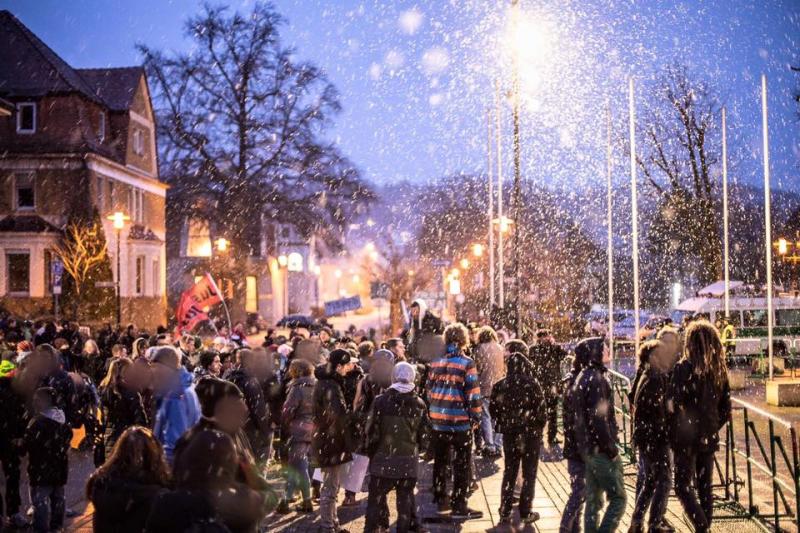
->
[0, 11, 167, 328]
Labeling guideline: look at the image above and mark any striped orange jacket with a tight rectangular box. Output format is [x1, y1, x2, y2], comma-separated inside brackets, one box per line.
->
[426, 352, 482, 432]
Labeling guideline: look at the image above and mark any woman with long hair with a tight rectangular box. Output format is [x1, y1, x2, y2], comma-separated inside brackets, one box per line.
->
[87, 426, 169, 533]
[100, 358, 148, 459]
[668, 320, 731, 532]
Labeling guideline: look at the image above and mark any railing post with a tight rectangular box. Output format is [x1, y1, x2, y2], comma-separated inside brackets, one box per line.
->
[744, 408, 755, 515]
[729, 417, 739, 504]
[769, 419, 780, 531]
[791, 427, 800, 531]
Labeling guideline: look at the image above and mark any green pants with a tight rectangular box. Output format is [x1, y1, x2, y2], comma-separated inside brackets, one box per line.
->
[584, 452, 627, 533]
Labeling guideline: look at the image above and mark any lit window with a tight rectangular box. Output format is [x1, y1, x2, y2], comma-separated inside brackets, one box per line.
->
[129, 188, 144, 223]
[152, 258, 160, 296]
[135, 255, 145, 295]
[15, 174, 35, 210]
[186, 218, 212, 257]
[6, 252, 30, 295]
[246, 276, 258, 313]
[98, 111, 106, 142]
[16, 103, 35, 133]
[287, 252, 304, 272]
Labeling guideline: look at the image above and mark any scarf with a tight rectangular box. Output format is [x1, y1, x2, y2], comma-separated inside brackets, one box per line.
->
[390, 382, 415, 394]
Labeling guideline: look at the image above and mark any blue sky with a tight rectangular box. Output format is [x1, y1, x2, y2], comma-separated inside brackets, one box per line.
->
[2, 0, 798, 192]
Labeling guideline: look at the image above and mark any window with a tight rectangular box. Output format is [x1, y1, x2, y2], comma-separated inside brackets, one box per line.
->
[186, 218, 212, 257]
[743, 309, 768, 327]
[246, 276, 258, 313]
[776, 309, 800, 327]
[135, 255, 145, 296]
[6, 252, 30, 295]
[15, 174, 35, 210]
[132, 129, 144, 155]
[98, 111, 106, 142]
[16, 103, 36, 133]
[96, 177, 105, 209]
[152, 258, 160, 296]
[129, 188, 144, 223]
[107, 180, 114, 211]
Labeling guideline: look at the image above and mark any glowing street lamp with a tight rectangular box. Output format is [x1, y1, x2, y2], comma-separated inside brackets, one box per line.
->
[775, 238, 789, 256]
[472, 243, 485, 258]
[460, 258, 470, 270]
[277, 254, 288, 268]
[106, 211, 129, 326]
[215, 237, 230, 253]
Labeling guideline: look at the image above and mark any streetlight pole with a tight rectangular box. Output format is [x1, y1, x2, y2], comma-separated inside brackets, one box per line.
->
[107, 211, 129, 327]
[510, 0, 523, 335]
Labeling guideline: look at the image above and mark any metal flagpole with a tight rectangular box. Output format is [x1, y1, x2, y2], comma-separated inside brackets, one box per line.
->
[722, 107, 730, 319]
[206, 273, 233, 336]
[487, 107, 496, 308]
[761, 74, 774, 380]
[606, 102, 615, 361]
[629, 77, 641, 358]
[495, 78, 505, 309]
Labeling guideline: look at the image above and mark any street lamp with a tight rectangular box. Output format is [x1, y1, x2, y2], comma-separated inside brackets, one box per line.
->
[215, 237, 230, 253]
[472, 243, 485, 258]
[277, 254, 288, 317]
[460, 258, 470, 270]
[107, 211, 129, 326]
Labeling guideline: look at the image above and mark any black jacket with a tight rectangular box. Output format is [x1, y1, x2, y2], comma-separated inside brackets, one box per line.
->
[228, 368, 271, 455]
[23, 409, 73, 486]
[90, 476, 166, 533]
[632, 364, 669, 455]
[0, 375, 28, 452]
[529, 342, 567, 399]
[44, 369, 79, 427]
[489, 353, 546, 434]
[365, 388, 427, 479]
[311, 364, 353, 467]
[101, 385, 148, 457]
[574, 362, 619, 459]
[561, 370, 582, 461]
[668, 359, 731, 453]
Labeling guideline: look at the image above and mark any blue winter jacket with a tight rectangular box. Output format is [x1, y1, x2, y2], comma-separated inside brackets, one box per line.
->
[153, 367, 201, 463]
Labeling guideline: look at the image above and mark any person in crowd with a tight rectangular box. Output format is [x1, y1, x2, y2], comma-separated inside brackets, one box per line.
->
[0, 354, 35, 528]
[404, 299, 444, 362]
[668, 320, 731, 532]
[34, 344, 78, 428]
[559, 353, 586, 533]
[194, 350, 222, 381]
[473, 326, 505, 458]
[529, 329, 567, 451]
[132, 337, 150, 360]
[354, 349, 395, 417]
[312, 349, 360, 533]
[103, 343, 127, 377]
[87, 426, 170, 533]
[629, 340, 673, 533]
[426, 323, 483, 519]
[150, 346, 201, 464]
[23, 387, 73, 533]
[573, 337, 626, 533]
[82, 339, 106, 384]
[364, 362, 428, 533]
[228, 348, 273, 463]
[276, 359, 317, 514]
[489, 339, 546, 524]
[357, 341, 375, 372]
[100, 357, 148, 459]
[177, 333, 198, 370]
[385, 337, 407, 362]
[119, 324, 137, 354]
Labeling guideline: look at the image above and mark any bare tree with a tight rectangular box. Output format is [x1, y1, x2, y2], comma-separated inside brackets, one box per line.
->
[52, 216, 110, 317]
[636, 64, 722, 288]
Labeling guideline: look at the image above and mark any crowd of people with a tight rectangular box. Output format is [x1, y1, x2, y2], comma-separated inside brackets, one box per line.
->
[0, 300, 732, 533]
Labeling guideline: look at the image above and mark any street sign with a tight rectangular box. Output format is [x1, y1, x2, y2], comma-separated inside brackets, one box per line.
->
[324, 295, 362, 316]
[370, 281, 389, 299]
[51, 259, 64, 295]
[431, 259, 451, 267]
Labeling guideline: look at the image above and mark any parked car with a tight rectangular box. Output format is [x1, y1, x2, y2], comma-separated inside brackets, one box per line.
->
[276, 314, 316, 328]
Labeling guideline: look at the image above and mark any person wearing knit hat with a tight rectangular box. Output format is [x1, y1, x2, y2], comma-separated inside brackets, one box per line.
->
[364, 360, 427, 533]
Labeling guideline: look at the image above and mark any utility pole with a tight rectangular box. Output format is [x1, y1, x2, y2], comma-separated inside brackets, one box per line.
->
[510, 0, 523, 336]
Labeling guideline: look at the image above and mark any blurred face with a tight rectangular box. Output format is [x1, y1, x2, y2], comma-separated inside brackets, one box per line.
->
[214, 395, 249, 435]
[410, 305, 420, 319]
[319, 331, 330, 343]
[32, 392, 50, 414]
[151, 362, 177, 394]
[210, 356, 222, 376]
[336, 362, 354, 376]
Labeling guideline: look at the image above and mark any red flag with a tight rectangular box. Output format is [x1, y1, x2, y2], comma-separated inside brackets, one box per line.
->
[175, 273, 223, 335]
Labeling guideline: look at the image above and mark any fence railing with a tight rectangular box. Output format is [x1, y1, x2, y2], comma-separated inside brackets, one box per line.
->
[606, 368, 636, 466]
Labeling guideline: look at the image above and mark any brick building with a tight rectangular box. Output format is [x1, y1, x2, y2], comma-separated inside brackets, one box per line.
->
[0, 11, 167, 328]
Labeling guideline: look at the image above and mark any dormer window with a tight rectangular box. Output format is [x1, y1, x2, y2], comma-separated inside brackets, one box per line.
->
[98, 111, 106, 142]
[15, 173, 35, 211]
[132, 129, 144, 155]
[16, 103, 36, 134]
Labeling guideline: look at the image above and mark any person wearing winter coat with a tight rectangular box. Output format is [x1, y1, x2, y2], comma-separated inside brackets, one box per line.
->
[364, 362, 428, 533]
[529, 329, 567, 449]
[100, 358, 148, 458]
[23, 387, 73, 533]
[33, 344, 79, 428]
[573, 337, 626, 533]
[150, 346, 201, 464]
[668, 320, 731, 532]
[473, 326, 506, 457]
[558, 355, 586, 533]
[276, 359, 317, 514]
[228, 348, 273, 462]
[426, 323, 483, 520]
[312, 349, 359, 533]
[87, 426, 170, 533]
[404, 298, 444, 363]
[630, 340, 673, 533]
[489, 341, 546, 524]
[0, 360, 31, 526]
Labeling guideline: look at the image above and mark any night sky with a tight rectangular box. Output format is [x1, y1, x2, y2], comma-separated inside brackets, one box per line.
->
[2, 0, 798, 192]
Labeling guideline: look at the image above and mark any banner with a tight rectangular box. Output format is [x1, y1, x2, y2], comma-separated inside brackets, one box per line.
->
[175, 273, 224, 335]
[324, 295, 362, 316]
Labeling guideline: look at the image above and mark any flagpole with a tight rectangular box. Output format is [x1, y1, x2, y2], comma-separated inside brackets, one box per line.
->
[722, 106, 730, 319]
[207, 273, 233, 337]
[606, 102, 615, 361]
[629, 77, 641, 358]
[761, 74, 774, 380]
[495, 78, 505, 309]
[487, 107, 496, 308]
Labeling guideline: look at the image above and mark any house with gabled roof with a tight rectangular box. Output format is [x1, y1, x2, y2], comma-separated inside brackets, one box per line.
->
[0, 10, 167, 328]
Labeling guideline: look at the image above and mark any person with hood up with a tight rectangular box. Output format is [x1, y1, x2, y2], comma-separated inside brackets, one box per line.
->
[559, 353, 586, 533]
[312, 348, 359, 533]
[668, 320, 731, 533]
[364, 361, 428, 533]
[489, 340, 546, 524]
[23, 387, 73, 533]
[529, 329, 567, 451]
[228, 347, 273, 462]
[473, 326, 506, 458]
[404, 299, 444, 362]
[426, 323, 483, 520]
[150, 346, 201, 464]
[573, 337, 626, 533]
[276, 359, 317, 514]
[87, 426, 170, 533]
